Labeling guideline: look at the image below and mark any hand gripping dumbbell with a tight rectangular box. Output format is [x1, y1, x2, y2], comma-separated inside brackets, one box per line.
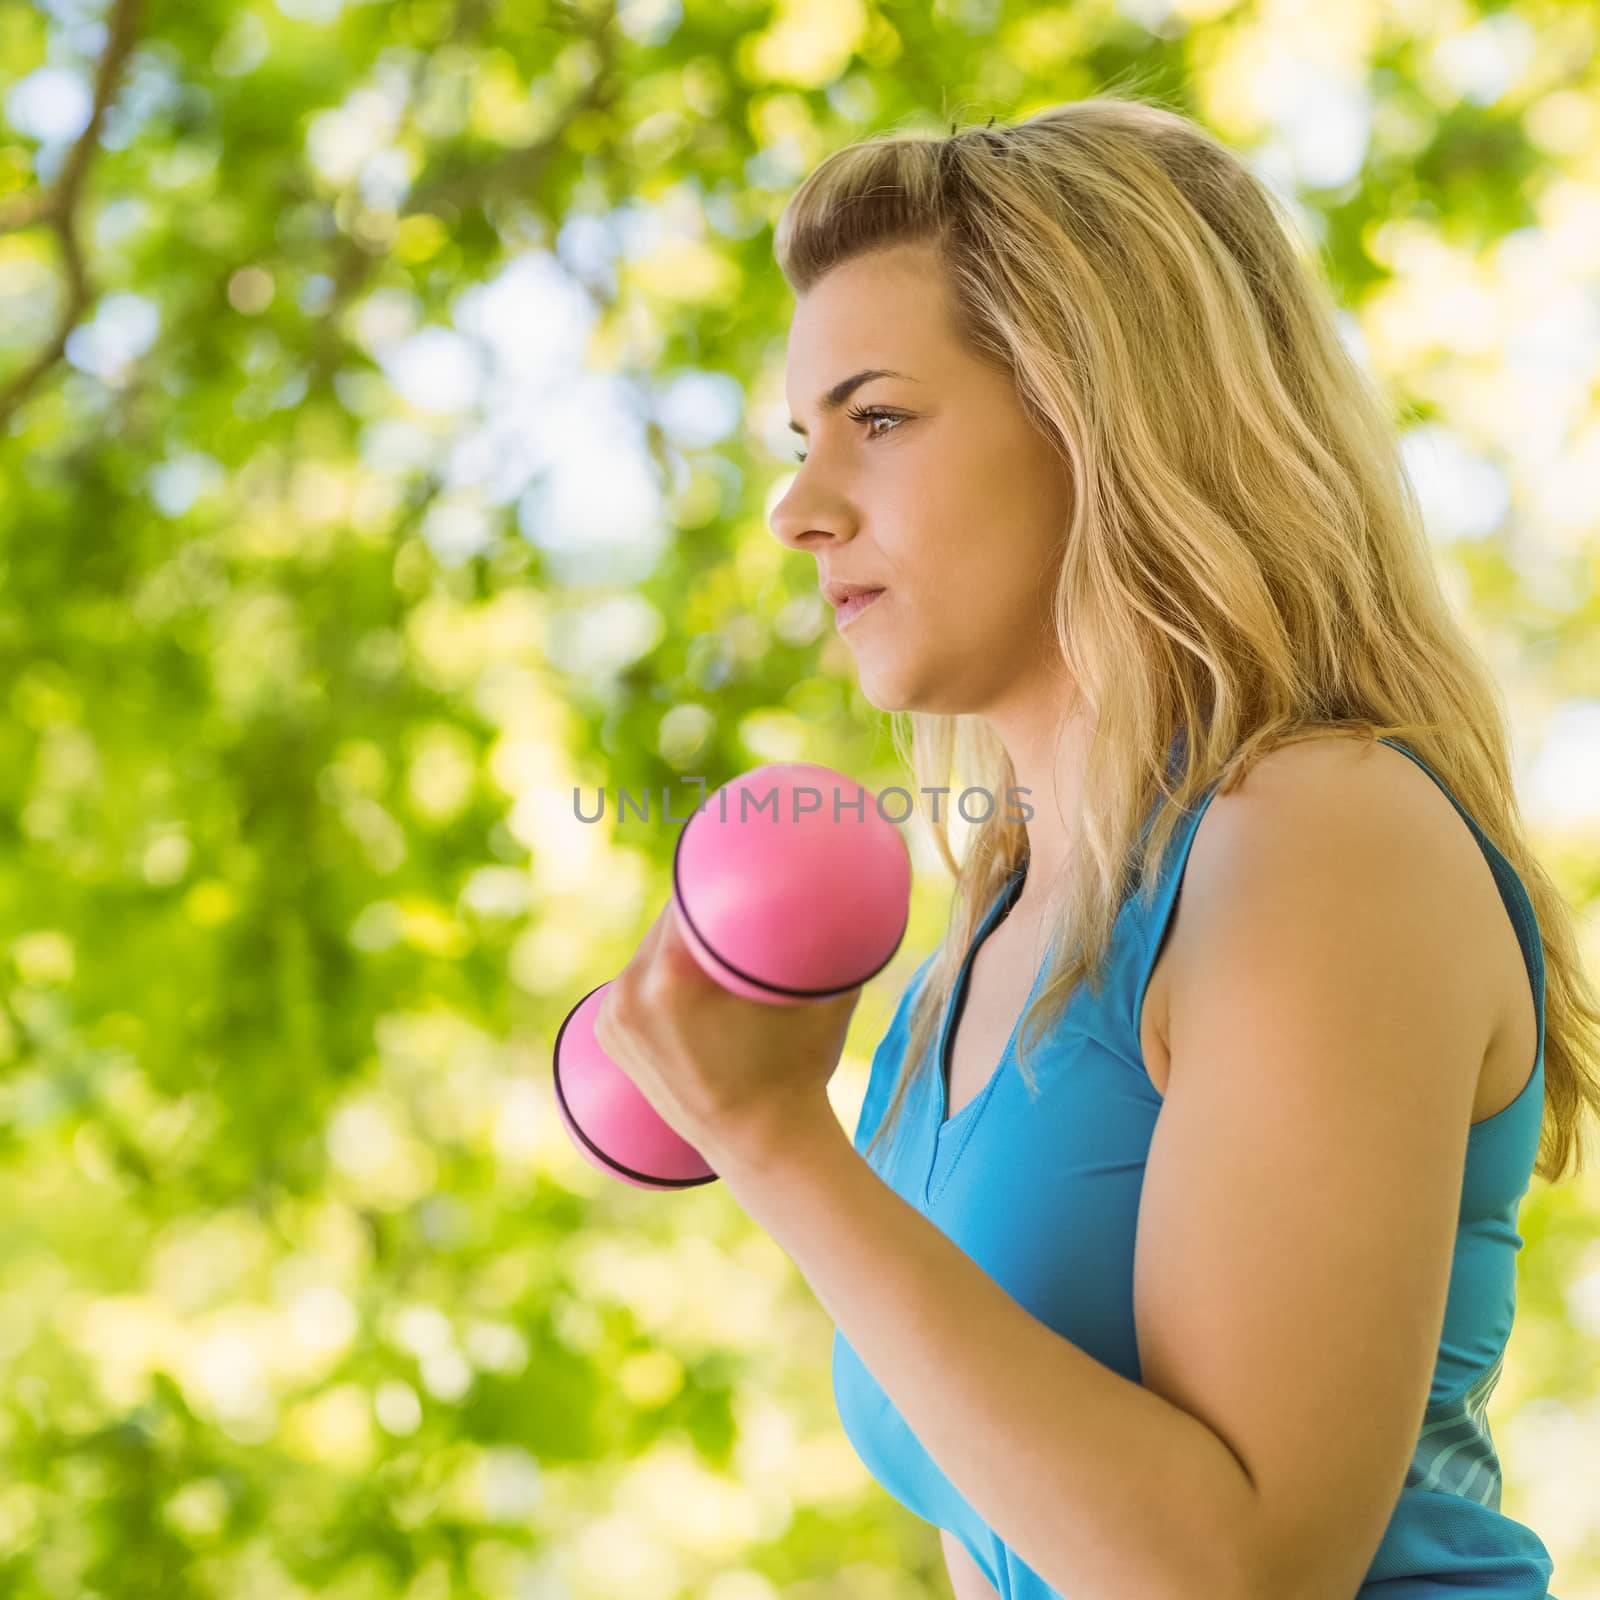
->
[552, 763, 912, 1189]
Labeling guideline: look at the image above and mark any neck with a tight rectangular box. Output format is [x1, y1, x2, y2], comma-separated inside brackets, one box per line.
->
[980, 686, 1097, 909]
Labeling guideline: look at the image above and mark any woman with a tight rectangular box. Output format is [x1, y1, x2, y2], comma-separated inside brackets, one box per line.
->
[597, 94, 1599, 1599]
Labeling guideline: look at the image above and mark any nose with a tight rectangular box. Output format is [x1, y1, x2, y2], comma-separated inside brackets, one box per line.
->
[768, 475, 858, 555]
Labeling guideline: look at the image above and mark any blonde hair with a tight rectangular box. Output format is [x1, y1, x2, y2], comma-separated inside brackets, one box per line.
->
[772, 92, 1600, 1185]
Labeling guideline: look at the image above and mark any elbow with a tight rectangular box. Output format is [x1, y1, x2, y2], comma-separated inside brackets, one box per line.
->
[1224, 1541, 1275, 1600]
[1193, 1505, 1310, 1600]
[1236, 1538, 1359, 1600]
[1147, 1526, 1265, 1600]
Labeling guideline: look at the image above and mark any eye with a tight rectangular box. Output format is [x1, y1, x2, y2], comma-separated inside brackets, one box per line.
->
[793, 405, 906, 464]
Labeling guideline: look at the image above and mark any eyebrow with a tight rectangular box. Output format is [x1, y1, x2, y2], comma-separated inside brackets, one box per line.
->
[787, 368, 918, 435]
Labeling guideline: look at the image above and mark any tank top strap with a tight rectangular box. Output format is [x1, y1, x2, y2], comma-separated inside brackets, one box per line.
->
[1374, 737, 1546, 1067]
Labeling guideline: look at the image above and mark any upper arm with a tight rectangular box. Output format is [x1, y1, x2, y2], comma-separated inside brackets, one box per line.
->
[1133, 738, 1503, 1600]
[940, 1527, 1000, 1600]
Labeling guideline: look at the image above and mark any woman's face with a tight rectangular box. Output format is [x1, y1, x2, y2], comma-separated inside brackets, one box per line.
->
[770, 242, 1073, 715]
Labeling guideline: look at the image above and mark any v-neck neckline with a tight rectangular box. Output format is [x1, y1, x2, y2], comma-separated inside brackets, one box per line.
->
[932, 861, 1034, 1132]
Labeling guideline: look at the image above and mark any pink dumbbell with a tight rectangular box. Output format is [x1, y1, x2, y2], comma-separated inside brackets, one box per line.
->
[552, 763, 912, 1189]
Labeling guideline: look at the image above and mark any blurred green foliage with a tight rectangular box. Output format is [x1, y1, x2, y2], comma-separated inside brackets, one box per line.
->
[2, 0, 1599, 1595]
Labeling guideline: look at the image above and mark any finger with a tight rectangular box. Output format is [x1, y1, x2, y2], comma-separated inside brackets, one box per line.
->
[622, 902, 669, 976]
[656, 903, 717, 990]
[635, 903, 706, 1009]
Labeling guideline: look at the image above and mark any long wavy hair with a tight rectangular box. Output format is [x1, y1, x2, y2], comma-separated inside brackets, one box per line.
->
[771, 92, 1600, 1184]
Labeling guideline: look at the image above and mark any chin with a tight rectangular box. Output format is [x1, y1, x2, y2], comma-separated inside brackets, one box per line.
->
[861, 689, 916, 714]
[855, 670, 946, 716]
[852, 671, 912, 714]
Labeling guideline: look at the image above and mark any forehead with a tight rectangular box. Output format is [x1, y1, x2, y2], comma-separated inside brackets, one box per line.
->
[786, 247, 951, 370]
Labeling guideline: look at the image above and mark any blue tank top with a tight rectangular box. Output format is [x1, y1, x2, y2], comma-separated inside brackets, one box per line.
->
[832, 738, 1556, 1597]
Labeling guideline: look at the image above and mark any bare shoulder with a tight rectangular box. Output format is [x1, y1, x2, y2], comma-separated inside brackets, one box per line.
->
[1143, 734, 1516, 1091]
[1214, 730, 1445, 813]
[1183, 733, 1492, 898]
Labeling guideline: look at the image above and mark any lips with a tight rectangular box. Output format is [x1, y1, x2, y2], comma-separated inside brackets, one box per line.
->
[822, 580, 888, 609]
[833, 588, 885, 628]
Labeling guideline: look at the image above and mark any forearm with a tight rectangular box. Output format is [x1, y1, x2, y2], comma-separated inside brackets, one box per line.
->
[716, 1115, 1264, 1600]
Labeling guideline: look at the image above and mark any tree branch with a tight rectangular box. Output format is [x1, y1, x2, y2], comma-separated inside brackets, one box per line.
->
[0, 0, 144, 431]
